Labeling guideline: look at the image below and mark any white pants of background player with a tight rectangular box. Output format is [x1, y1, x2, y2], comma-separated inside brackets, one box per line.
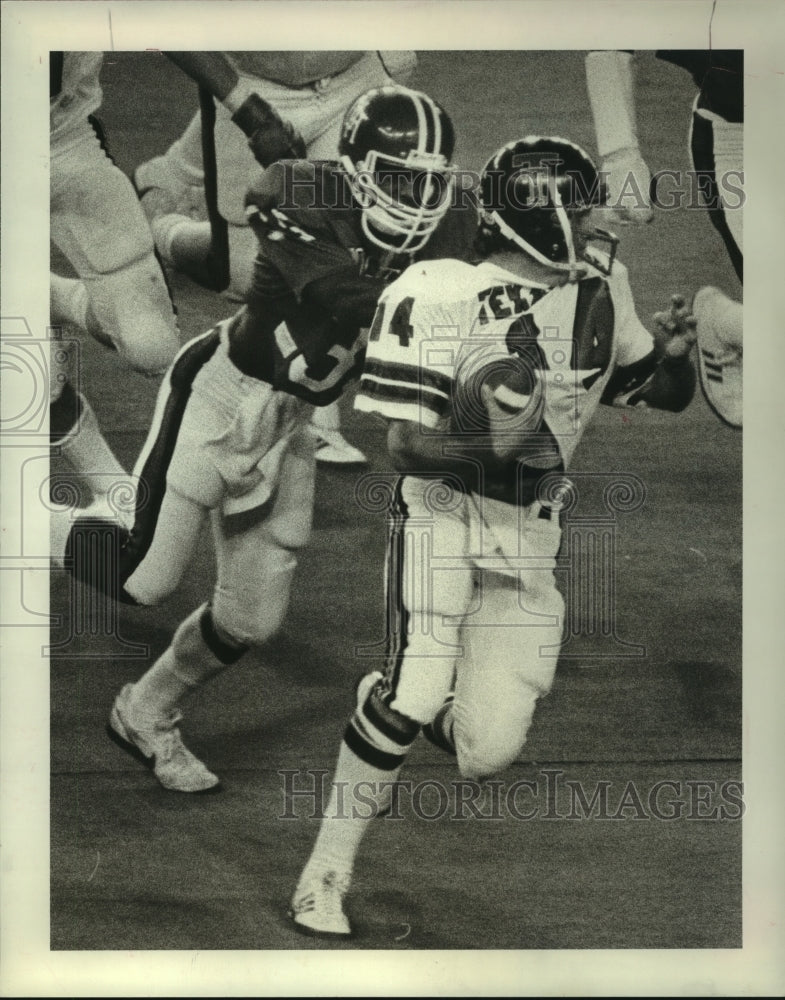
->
[381, 475, 564, 779]
[51, 116, 180, 376]
[50, 115, 181, 495]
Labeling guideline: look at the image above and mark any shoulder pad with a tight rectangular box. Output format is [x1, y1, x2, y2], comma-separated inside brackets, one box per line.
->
[386, 258, 484, 303]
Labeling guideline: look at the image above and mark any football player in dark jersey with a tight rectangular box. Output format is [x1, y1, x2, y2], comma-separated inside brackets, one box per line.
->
[50, 85, 478, 794]
[585, 49, 743, 428]
[136, 50, 421, 466]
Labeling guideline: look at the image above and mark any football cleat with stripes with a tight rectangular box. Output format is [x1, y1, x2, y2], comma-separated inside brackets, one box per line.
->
[288, 868, 353, 938]
[106, 683, 221, 793]
[693, 286, 742, 429]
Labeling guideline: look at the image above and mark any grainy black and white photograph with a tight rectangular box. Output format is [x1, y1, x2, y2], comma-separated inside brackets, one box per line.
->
[1, 0, 784, 996]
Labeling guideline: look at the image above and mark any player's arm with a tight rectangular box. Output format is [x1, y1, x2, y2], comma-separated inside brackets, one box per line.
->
[386, 418, 498, 477]
[303, 271, 387, 330]
[356, 261, 523, 477]
[602, 295, 696, 412]
[244, 166, 388, 329]
[585, 50, 653, 224]
[163, 51, 305, 166]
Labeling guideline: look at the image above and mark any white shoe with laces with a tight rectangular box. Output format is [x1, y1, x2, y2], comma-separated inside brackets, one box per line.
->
[288, 867, 353, 937]
[106, 683, 220, 793]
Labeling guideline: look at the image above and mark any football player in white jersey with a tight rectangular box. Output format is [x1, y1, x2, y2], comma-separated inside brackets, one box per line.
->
[288, 135, 698, 938]
[50, 52, 182, 500]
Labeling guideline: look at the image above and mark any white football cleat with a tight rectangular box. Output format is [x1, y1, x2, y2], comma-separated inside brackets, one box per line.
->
[106, 683, 220, 793]
[314, 429, 368, 466]
[692, 286, 742, 429]
[288, 868, 352, 938]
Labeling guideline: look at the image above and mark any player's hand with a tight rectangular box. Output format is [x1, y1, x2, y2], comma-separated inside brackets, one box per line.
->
[232, 93, 307, 168]
[653, 295, 698, 359]
[479, 377, 544, 461]
[601, 146, 653, 225]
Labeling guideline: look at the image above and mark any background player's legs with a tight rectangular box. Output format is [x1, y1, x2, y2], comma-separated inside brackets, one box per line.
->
[690, 111, 743, 280]
[134, 108, 207, 218]
[51, 122, 180, 374]
[51, 121, 181, 498]
[49, 328, 127, 503]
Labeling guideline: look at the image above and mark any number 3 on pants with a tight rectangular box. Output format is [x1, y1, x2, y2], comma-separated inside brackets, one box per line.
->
[286, 331, 367, 393]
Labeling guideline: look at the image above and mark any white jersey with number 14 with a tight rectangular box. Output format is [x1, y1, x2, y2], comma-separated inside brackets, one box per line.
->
[356, 255, 654, 470]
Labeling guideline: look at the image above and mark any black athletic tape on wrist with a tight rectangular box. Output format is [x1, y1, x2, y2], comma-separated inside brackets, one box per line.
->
[231, 92, 275, 137]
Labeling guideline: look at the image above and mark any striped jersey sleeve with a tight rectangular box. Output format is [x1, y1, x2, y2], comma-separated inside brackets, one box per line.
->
[355, 259, 479, 428]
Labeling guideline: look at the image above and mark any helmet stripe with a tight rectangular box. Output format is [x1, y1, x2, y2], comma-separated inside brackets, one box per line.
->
[410, 91, 430, 154]
[411, 91, 442, 155]
[425, 96, 442, 154]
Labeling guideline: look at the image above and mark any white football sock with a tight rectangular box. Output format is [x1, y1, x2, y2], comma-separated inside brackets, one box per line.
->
[301, 741, 402, 878]
[167, 112, 205, 181]
[129, 605, 234, 718]
[310, 400, 341, 432]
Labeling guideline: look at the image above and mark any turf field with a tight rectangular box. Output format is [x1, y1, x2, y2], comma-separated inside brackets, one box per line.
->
[49, 51, 742, 954]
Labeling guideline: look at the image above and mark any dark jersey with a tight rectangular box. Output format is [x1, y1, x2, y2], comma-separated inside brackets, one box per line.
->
[656, 50, 743, 122]
[230, 159, 478, 405]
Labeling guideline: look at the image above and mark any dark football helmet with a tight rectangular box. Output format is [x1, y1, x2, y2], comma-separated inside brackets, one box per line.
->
[339, 85, 456, 253]
[479, 136, 618, 276]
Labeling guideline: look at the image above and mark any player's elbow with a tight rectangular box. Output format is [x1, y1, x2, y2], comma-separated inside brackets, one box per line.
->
[386, 420, 426, 472]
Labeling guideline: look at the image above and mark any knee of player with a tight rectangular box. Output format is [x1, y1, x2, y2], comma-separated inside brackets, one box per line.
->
[114, 327, 179, 377]
[123, 561, 184, 607]
[86, 272, 180, 375]
[215, 611, 280, 649]
[210, 561, 297, 647]
[454, 705, 537, 782]
[348, 677, 422, 767]
[455, 737, 523, 783]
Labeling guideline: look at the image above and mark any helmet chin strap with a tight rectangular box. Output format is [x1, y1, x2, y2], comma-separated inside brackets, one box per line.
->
[548, 175, 580, 281]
